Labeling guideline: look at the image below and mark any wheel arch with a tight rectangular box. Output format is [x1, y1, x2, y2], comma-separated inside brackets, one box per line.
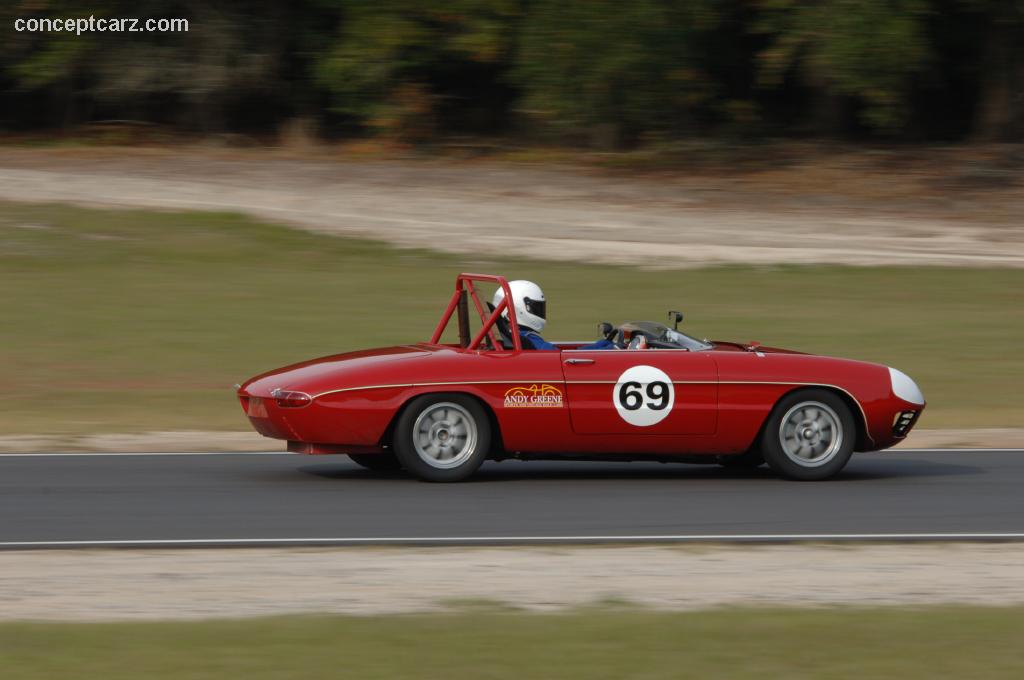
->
[772, 384, 872, 451]
[743, 384, 872, 455]
[379, 389, 505, 454]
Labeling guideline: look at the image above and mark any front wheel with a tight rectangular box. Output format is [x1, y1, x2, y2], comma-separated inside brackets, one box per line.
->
[760, 389, 855, 481]
[392, 394, 491, 482]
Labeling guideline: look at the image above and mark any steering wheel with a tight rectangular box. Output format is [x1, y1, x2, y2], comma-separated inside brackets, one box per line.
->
[627, 333, 648, 350]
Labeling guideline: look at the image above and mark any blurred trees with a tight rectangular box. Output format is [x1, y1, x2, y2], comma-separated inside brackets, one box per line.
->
[757, 0, 931, 133]
[314, 0, 519, 141]
[1, 0, 1021, 143]
[969, 0, 1024, 140]
[1, 1, 336, 132]
[514, 1, 724, 146]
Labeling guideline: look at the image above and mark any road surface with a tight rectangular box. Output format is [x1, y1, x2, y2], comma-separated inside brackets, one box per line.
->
[0, 450, 1021, 547]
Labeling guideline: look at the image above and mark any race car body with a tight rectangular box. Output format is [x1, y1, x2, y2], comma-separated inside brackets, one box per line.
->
[238, 273, 925, 481]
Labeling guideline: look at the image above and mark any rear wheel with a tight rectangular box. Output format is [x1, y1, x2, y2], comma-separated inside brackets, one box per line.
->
[393, 394, 491, 482]
[761, 389, 855, 481]
[348, 452, 402, 472]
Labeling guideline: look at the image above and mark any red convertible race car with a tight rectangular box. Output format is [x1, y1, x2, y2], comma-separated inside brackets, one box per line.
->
[238, 273, 925, 481]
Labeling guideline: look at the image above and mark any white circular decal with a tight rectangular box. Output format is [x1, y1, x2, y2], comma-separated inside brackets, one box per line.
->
[613, 365, 675, 427]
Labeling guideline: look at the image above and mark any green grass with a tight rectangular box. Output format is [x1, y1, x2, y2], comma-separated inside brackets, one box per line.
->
[1, 607, 1023, 679]
[1, 201, 1021, 434]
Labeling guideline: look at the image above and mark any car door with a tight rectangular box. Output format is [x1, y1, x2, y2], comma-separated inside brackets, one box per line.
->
[446, 346, 574, 453]
[561, 350, 718, 435]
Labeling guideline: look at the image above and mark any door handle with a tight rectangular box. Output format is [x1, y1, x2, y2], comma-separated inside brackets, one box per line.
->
[564, 358, 595, 365]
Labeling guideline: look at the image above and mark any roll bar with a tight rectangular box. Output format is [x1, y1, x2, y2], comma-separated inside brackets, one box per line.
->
[429, 273, 522, 351]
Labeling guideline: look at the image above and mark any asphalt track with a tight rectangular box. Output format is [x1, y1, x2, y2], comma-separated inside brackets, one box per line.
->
[0, 450, 1021, 548]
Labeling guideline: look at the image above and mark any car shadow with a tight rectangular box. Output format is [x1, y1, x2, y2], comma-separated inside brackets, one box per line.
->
[829, 458, 985, 481]
[298, 463, 407, 481]
[297, 456, 984, 483]
[471, 459, 983, 483]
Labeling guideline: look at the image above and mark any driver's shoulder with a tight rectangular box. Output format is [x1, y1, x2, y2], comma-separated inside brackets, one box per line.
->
[519, 329, 557, 350]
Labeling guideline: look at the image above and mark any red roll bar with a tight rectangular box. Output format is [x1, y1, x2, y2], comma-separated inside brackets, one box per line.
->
[429, 273, 522, 351]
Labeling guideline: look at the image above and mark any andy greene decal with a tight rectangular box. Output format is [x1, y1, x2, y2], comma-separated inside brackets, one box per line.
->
[504, 384, 564, 408]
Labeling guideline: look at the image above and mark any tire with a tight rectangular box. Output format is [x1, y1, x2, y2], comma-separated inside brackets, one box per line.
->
[760, 389, 855, 481]
[392, 394, 491, 482]
[716, 449, 766, 469]
[348, 452, 403, 472]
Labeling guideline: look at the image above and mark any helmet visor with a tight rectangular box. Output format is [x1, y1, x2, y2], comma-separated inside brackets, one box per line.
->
[524, 297, 546, 320]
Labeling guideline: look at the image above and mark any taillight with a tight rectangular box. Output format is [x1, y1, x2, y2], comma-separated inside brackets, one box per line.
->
[271, 388, 312, 408]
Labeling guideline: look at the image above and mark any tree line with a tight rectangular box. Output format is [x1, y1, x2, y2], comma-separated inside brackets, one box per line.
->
[2, 1, 1021, 145]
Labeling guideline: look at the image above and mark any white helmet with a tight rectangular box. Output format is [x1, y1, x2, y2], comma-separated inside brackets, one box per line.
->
[492, 280, 547, 332]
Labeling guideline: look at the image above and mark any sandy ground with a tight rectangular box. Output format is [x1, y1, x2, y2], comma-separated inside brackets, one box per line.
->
[0, 147, 1022, 268]
[0, 427, 1018, 452]
[1, 543, 1022, 621]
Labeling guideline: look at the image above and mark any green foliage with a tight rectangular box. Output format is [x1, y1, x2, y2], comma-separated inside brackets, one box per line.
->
[314, 0, 519, 139]
[758, 0, 931, 131]
[2, 1, 97, 86]
[514, 0, 722, 145]
[0, 0, 1019, 140]
[1, 1, 335, 131]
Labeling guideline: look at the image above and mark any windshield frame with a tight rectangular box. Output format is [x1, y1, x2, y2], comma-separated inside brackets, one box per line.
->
[663, 327, 713, 351]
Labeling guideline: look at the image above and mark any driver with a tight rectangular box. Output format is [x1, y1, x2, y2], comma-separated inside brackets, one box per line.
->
[492, 280, 617, 350]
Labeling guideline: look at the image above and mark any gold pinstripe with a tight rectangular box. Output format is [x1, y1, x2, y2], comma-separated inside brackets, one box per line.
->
[312, 380, 555, 399]
[309, 379, 874, 446]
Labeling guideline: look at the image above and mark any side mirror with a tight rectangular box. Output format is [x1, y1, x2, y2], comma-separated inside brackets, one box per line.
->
[668, 311, 684, 330]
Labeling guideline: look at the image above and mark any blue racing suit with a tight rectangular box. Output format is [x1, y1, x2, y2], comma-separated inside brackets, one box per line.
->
[520, 329, 617, 351]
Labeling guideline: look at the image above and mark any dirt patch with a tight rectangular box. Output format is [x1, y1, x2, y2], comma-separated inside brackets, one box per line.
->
[1, 146, 1021, 268]
[0, 431, 282, 453]
[2, 543, 1023, 621]
[900, 428, 1023, 449]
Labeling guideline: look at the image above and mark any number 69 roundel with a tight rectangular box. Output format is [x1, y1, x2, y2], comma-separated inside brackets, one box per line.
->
[613, 365, 676, 426]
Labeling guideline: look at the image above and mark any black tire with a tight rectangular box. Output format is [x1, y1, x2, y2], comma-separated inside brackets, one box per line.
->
[348, 451, 403, 472]
[716, 449, 766, 469]
[392, 394, 491, 482]
[760, 389, 855, 481]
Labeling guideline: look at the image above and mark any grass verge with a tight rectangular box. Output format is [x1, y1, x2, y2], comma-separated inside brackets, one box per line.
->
[2, 607, 1023, 679]
[2, 201, 1021, 434]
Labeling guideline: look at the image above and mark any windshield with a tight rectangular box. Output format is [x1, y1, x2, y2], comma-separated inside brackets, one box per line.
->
[664, 327, 713, 351]
[622, 321, 713, 351]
